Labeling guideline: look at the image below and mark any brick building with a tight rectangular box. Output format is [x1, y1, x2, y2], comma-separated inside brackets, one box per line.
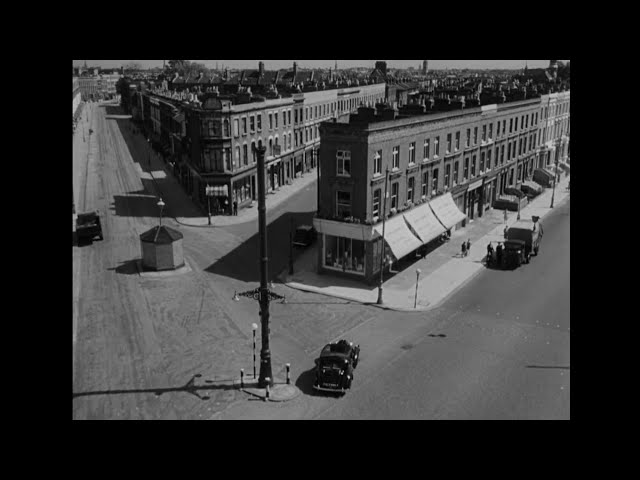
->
[314, 89, 569, 284]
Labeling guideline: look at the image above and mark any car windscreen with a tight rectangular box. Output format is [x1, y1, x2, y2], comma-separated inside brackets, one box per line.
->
[77, 215, 96, 226]
[319, 357, 346, 369]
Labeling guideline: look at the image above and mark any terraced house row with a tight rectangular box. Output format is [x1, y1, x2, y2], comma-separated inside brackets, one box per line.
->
[125, 77, 386, 215]
[314, 90, 570, 284]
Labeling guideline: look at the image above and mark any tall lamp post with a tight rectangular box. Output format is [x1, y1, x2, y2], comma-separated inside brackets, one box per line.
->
[205, 184, 213, 225]
[157, 198, 165, 226]
[251, 323, 258, 379]
[414, 269, 421, 309]
[377, 167, 390, 305]
[550, 138, 561, 209]
[316, 148, 320, 212]
[233, 146, 284, 388]
[289, 217, 294, 275]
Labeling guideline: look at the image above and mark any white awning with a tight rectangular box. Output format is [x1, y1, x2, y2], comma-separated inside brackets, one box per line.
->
[403, 202, 446, 245]
[428, 192, 467, 230]
[313, 218, 375, 241]
[373, 214, 422, 260]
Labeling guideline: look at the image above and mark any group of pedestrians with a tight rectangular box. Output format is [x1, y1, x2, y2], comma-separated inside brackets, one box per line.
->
[485, 241, 504, 267]
[460, 239, 471, 257]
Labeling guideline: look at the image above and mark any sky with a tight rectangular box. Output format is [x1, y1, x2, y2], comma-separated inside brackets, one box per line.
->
[73, 60, 565, 70]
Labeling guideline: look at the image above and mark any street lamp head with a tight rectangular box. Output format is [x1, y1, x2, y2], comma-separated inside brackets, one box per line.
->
[157, 198, 165, 208]
[416, 268, 421, 276]
[252, 323, 258, 330]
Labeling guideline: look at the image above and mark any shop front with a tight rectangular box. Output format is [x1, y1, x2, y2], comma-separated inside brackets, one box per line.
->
[465, 178, 484, 220]
[232, 171, 255, 210]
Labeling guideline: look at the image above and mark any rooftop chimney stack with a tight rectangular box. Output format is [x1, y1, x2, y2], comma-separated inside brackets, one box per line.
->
[293, 62, 298, 77]
[259, 61, 265, 76]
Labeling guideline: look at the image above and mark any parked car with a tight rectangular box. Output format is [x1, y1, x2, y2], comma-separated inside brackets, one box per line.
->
[314, 340, 360, 394]
[76, 211, 103, 243]
[292, 225, 316, 248]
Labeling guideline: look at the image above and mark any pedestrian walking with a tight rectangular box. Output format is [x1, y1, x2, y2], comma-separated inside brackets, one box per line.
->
[233, 200, 238, 216]
[461, 241, 467, 258]
[466, 239, 471, 257]
[504, 225, 509, 239]
[496, 242, 503, 267]
[486, 242, 494, 264]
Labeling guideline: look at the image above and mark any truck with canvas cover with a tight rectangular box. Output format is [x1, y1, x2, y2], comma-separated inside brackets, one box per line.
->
[505, 218, 543, 264]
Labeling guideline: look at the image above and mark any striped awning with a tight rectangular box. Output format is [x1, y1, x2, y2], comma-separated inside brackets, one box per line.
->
[403, 201, 446, 245]
[373, 214, 422, 260]
[428, 192, 467, 230]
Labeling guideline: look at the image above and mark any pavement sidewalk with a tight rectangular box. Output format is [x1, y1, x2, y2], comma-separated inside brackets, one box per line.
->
[124, 116, 319, 228]
[280, 174, 570, 312]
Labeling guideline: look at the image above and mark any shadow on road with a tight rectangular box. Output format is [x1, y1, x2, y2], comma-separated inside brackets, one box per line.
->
[526, 365, 570, 370]
[295, 367, 328, 397]
[205, 209, 316, 283]
[72, 374, 237, 401]
[104, 105, 203, 219]
[107, 259, 140, 275]
[111, 187, 161, 218]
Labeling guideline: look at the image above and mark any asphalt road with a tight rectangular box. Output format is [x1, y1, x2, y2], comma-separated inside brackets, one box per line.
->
[313, 198, 570, 420]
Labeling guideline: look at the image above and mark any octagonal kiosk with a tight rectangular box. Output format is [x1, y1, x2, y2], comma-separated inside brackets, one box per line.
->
[139, 225, 184, 271]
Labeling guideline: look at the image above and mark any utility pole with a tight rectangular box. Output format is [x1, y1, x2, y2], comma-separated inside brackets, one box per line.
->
[377, 167, 390, 305]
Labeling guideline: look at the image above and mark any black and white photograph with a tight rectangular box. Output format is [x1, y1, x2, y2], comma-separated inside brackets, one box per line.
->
[72, 59, 570, 420]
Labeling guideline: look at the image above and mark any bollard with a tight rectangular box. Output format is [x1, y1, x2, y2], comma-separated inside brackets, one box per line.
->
[240, 369, 244, 388]
[286, 363, 291, 385]
[265, 377, 271, 401]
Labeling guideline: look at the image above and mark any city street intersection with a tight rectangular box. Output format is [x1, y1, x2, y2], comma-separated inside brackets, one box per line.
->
[72, 102, 569, 420]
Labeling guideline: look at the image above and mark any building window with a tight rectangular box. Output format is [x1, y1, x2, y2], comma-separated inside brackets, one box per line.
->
[482, 124, 487, 142]
[422, 171, 428, 197]
[374, 150, 382, 176]
[434, 137, 440, 156]
[269, 113, 273, 130]
[248, 115, 254, 133]
[243, 144, 248, 166]
[516, 117, 519, 132]
[480, 151, 485, 173]
[453, 161, 459, 186]
[466, 128, 471, 147]
[275, 111, 279, 129]
[336, 191, 352, 217]
[500, 145, 505, 164]
[257, 114, 262, 131]
[471, 155, 476, 177]
[507, 142, 511, 161]
[446, 134, 452, 153]
[488, 123, 493, 140]
[487, 150, 492, 171]
[391, 182, 399, 209]
[464, 158, 469, 181]
[234, 119, 240, 137]
[288, 110, 291, 125]
[392, 146, 399, 169]
[324, 235, 365, 274]
[242, 117, 247, 135]
[373, 189, 381, 218]
[497, 120, 501, 137]
[455, 131, 460, 150]
[509, 118, 513, 134]
[294, 110, 298, 124]
[424, 139, 430, 160]
[444, 164, 450, 188]
[525, 114, 529, 129]
[407, 176, 415, 203]
[208, 121, 215, 136]
[337, 150, 351, 176]
[409, 142, 416, 164]
[473, 127, 478, 145]
[431, 168, 438, 195]
[235, 146, 241, 169]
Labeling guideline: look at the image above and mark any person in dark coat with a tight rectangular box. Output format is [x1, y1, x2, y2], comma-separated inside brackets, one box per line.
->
[233, 200, 238, 216]
[466, 239, 471, 256]
[496, 242, 503, 267]
[461, 242, 467, 258]
[487, 242, 494, 265]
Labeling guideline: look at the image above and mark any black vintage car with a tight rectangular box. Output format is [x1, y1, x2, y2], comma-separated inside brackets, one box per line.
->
[314, 340, 360, 394]
[292, 225, 316, 248]
[76, 211, 104, 243]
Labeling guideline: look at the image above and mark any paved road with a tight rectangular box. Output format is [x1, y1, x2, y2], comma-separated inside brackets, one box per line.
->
[72, 104, 402, 419]
[313, 198, 570, 420]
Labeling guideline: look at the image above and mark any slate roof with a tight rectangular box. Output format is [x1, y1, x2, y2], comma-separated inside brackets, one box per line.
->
[140, 225, 183, 244]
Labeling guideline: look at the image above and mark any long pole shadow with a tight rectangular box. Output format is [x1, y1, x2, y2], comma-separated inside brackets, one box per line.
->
[72, 374, 238, 401]
[526, 365, 570, 370]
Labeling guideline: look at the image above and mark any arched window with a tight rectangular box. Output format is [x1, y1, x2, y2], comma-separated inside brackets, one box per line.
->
[268, 138, 273, 157]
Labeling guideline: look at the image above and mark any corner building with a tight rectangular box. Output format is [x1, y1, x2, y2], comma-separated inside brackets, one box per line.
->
[315, 95, 558, 285]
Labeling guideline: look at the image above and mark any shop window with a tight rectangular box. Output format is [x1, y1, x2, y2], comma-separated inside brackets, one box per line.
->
[324, 235, 365, 274]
